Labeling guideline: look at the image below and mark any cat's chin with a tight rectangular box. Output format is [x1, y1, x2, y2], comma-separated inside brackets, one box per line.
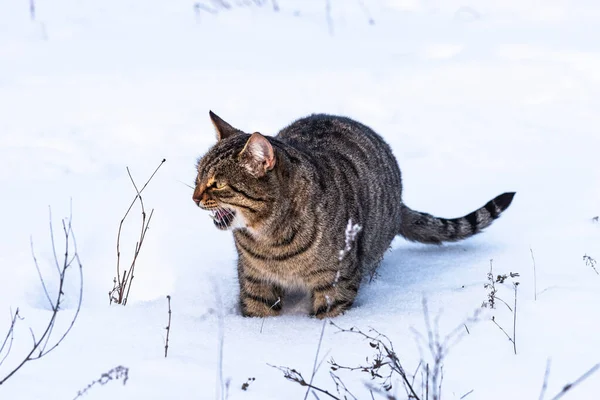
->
[211, 208, 236, 230]
[213, 220, 230, 230]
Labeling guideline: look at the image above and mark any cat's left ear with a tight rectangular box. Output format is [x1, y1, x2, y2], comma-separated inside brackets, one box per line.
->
[209, 110, 242, 141]
[239, 132, 276, 177]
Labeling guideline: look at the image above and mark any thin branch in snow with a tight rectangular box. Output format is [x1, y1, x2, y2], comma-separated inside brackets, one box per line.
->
[512, 282, 519, 355]
[547, 363, 600, 400]
[111, 158, 165, 305]
[0, 209, 83, 385]
[73, 366, 129, 399]
[0, 309, 20, 368]
[530, 247, 538, 300]
[211, 282, 230, 400]
[30, 237, 53, 309]
[268, 364, 341, 400]
[538, 359, 552, 400]
[304, 320, 328, 400]
[482, 260, 520, 354]
[259, 297, 281, 334]
[164, 295, 172, 358]
[583, 254, 598, 275]
[29, 0, 36, 20]
[330, 322, 421, 399]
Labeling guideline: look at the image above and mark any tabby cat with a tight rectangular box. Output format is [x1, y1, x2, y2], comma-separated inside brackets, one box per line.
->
[193, 111, 515, 318]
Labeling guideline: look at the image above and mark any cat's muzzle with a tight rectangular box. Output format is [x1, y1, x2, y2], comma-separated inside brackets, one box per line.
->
[210, 207, 236, 230]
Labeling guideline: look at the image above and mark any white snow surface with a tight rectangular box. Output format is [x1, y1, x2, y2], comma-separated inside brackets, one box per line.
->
[1, 0, 599, 399]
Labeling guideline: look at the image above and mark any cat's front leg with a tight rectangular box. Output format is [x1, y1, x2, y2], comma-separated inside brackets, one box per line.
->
[308, 269, 361, 319]
[238, 272, 284, 317]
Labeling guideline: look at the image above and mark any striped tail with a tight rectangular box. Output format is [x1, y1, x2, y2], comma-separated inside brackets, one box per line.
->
[398, 192, 516, 244]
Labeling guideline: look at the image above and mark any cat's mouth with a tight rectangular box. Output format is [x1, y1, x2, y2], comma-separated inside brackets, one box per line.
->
[210, 207, 236, 230]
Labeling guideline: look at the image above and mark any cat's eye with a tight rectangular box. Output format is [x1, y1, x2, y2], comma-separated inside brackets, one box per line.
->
[211, 181, 227, 190]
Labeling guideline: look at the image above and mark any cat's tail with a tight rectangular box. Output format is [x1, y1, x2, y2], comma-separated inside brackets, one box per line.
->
[398, 192, 516, 244]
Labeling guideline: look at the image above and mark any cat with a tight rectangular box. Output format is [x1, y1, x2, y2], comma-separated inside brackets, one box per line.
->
[193, 111, 515, 319]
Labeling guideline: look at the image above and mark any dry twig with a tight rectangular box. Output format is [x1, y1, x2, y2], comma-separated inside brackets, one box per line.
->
[165, 295, 172, 358]
[330, 322, 420, 399]
[110, 158, 166, 305]
[548, 363, 600, 400]
[0, 208, 83, 385]
[73, 365, 129, 399]
[530, 247, 537, 300]
[269, 364, 341, 400]
[539, 359, 552, 400]
[482, 261, 520, 354]
[0, 309, 20, 368]
[583, 254, 598, 275]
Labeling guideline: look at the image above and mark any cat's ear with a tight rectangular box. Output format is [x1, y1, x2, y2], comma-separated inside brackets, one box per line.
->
[209, 110, 241, 141]
[239, 132, 276, 177]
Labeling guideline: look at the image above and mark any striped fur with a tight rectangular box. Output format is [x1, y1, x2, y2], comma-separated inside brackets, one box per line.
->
[193, 112, 515, 318]
[398, 192, 515, 244]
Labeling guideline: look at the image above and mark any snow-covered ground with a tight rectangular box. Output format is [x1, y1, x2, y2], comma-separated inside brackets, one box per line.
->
[1, 0, 599, 399]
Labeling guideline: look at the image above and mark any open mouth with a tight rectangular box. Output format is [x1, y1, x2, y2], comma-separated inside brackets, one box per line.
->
[210, 207, 236, 230]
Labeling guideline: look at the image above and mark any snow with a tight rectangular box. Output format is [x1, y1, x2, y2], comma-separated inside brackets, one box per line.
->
[1, 0, 599, 399]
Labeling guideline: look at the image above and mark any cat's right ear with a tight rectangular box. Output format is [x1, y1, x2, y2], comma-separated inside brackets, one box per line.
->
[209, 110, 240, 141]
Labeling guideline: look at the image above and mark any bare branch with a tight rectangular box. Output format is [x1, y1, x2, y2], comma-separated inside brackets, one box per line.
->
[269, 365, 341, 400]
[583, 254, 598, 275]
[259, 297, 281, 334]
[112, 158, 165, 305]
[304, 320, 328, 400]
[483, 261, 520, 354]
[530, 247, 538, 300]
[512, 283, 519, 355]
[0, 210, 83, 385]
[49, 206, 62, 275]
[29, 237, 53, 309]
[29, 0, 35, 20]
[39, 222, 83, 356]
[539, 359, 552, 400]
[0, 309, 20, 367]
[73, 365, 129, 399]
[164, 295, 172, 358]
[548, 363, 600, 400]
[330, 321, 420, 399]
[490, 317, 514, 345]
[330, 371, 358, 400]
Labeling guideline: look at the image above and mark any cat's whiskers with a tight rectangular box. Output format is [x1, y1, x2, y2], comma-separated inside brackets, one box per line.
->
[229, 210, 238, 228]
[220, 207, 231, 226]
[177, 179, 195, 191]
[216, 206, 225, 226]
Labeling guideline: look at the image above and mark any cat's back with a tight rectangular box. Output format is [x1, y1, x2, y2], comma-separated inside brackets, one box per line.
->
[275, 114, 388, 154]
[274, 113, 400, 189]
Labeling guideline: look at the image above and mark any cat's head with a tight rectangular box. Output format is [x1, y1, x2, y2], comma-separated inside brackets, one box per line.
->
[193, 111, 277, 232]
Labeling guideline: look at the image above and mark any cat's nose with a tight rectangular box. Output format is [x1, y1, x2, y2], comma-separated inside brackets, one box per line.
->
[192, 191, 202, 206]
